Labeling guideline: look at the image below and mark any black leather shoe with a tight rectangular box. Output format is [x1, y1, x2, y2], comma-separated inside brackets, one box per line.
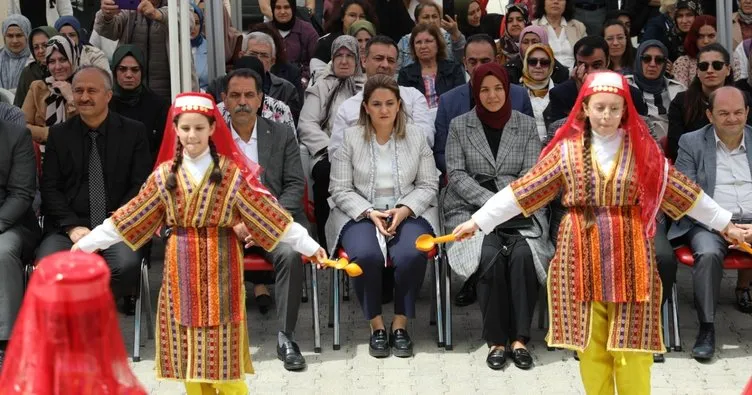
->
[735, 287, 752, 313]
[691, 326, 715, 361]
[277, 341, 306, 371]
[255, 294, 273, 315]
[454, 278, 477, 307]
[512, 348, 533, 370]
[486, 348, 506, 370]
[369, 329, 390, 358]
[122, 296, 137, 316]
[653, 353, 665, 363]
[390, 328, 413, 358]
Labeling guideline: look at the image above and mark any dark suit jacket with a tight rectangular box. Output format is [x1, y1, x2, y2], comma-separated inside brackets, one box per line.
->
[0, 121, 40, 236]
[669, 125, 752, 241]
[255, 117, 308, 226]
[398, 60, 466, 100]
[543, 79, 648, 129]
[433, 82, 534, 175]
[40, 112, 152, 234]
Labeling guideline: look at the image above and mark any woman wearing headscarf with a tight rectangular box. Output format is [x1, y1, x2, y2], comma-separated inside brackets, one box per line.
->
[299, 35, 366, 251]
[456, 0, 500, 38]
[444, 62, 553, 370]
[520, 44, 556, 141]
[189, 3, 209, 91]
[109, 45, 170, 164]
[0, 14, 31, 91]
[672, 15, 717, 88]
[732, 0, 752, 50]
[22, 35, 80, 144]
[311, 0, 376, 79]
[14, 26, 57, 108]
[265, 0, 320, 83]
[54, 16, 110, 74]
[497, 3, 530, 62]
[644, 0, 702, 65]
[348, 19, 376, 64]
[627, 40, 686, 139]
[505, 25, 569, 86]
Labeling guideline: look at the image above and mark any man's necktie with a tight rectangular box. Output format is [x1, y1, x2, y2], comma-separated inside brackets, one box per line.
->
[88, 130, 107, 227]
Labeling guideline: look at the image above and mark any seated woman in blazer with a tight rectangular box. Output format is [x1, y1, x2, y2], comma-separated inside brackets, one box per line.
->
[443, 63, 554, 371]
[326, 74, 439, 359]
[398, 23, 465, 111]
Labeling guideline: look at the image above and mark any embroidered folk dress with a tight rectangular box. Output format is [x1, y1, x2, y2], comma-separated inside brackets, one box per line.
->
[110, 156, 293, 382]
[474, 132, 722, 354]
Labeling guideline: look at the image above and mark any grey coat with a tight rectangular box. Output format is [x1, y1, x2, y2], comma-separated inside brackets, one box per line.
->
[668, 124, 752, 241]
[443, 110, 554, 282]
[325, 124, 440, 255]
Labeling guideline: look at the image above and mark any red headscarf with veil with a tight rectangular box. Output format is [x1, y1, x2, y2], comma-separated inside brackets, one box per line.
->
[541, 71, 669, 239]
[154, 92, 272, 197]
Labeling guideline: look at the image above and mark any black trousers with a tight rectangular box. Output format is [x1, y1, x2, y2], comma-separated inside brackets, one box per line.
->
[477, 231, 538, 346]
[311, 158, 331, 252]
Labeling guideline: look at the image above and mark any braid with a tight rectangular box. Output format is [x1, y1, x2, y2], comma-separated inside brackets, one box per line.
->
[581, 120, 595, 229]
[166, 141, 184, 191]
[208, 140, 222, 184]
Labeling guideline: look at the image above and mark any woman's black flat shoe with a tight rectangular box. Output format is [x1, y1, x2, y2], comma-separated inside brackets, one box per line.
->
[486, 348, 506, 370]
[390, 328, 413, 358]
[369, 329, 390, 358]
[512, 348, 534, 370]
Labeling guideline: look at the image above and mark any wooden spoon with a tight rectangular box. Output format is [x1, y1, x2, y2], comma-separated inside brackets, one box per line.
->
[415, 233, 456, 252]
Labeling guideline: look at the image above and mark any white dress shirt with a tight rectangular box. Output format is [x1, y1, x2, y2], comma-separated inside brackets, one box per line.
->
[539, 16, 575, 69]
[328, 85, 435, 158]
[231, 121, 259, 163]
[77, 147, 320, 257]
[471, 130, 733, 235]
[713, 131, 752, 219]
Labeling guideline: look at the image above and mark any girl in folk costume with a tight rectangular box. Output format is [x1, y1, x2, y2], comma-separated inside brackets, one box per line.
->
[452, 71, 746, 394]
[72, 92, 326, 395]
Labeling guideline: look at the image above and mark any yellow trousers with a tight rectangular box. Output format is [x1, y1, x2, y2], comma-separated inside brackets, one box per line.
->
[184, 381, 248, 395]
[576, 302, 653, 395]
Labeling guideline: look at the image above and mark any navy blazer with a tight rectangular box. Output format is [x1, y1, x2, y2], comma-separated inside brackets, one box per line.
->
[433, 82, 534, 175]
[542, 79, 648, 130]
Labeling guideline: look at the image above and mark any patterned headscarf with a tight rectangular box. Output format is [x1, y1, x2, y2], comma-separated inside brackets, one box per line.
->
[498, 2, 529, 58]
[44, 35, 80, 126]
[322, 35, 365, 128]
[0, 14, 32, 90]
[521, 44, 554, 96]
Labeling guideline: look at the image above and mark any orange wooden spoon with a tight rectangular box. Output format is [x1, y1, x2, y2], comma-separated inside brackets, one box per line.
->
[415, 234, 456, 252]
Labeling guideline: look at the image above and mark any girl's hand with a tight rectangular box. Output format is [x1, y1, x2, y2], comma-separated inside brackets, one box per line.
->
[312, 247, 327, 269]
[71, 243, 80, 252]
[452, 219, 479, 241]
[722, 222, 747, 245]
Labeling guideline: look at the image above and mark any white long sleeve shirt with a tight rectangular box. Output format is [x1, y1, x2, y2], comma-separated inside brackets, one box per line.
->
[328, 85, 435, 158]
[77, 148, 320, 257]
[471, 130, 733, 235]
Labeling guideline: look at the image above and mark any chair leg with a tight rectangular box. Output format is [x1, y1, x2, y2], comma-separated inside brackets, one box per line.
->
[342, 274, 350, 301]
[133, 263, 144, 362]
[433, 253, 444, 348]
[142, 259, 154, 340]
[302, 264, 309, 303]
[328, 269, 335, 328]
[661, 294, 670, 351]
[442, 251, 453, 351]
[671, 283, 682, 352]
[311, 265, 321, 353]
[333, 270, 341, 350]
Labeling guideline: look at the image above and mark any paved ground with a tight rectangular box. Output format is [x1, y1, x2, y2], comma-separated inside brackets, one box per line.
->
[122, 256, 752, 395]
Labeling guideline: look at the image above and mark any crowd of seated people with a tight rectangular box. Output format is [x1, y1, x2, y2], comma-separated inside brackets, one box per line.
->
[4, 0, 752, 376]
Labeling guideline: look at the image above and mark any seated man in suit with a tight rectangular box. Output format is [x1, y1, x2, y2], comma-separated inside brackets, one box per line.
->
[434, 33, 535, 177]
[543, 35, 648, 129]
[0, 121, 41, 370]
[222, 68, 310, 372]
[669, 86, 752, 362]
[38, 66, 152, 315]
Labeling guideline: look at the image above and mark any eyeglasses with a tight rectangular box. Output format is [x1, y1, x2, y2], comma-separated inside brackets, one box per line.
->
[247, 50, 271, 60]
[527, 57, 551, 67]
[640, 55, 665, 65]
[697, 61, 727, 72]
[32, 44, 47, 51]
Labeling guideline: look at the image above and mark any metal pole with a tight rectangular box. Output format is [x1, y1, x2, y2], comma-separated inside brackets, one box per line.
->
[717, 0, 733, 53]
[180, 0, 193, 92]
[232, 0, 244, 33]
[205, 0, 228, 83]
[168, 0, 181, 99]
